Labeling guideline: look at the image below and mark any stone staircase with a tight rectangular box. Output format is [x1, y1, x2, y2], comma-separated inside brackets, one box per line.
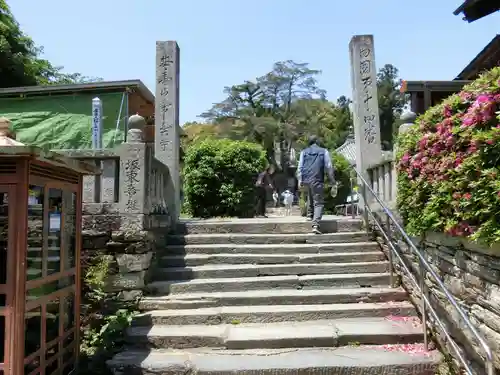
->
[107, 217, 442, 375]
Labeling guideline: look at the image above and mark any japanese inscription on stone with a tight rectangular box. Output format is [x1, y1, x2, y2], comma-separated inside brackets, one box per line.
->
[156, 52, 173, 146]
[124, 159, 140, 211]
[349, 35, 381, 155]
[359, 45, 376, 144]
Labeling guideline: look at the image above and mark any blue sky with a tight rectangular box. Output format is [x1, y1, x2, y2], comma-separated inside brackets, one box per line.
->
[10, 0, 499, 125]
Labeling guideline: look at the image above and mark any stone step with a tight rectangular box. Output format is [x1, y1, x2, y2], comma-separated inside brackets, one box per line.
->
[265, 206, 302, 216]
[139, 287, 407, 310]
[132, 302, 416, 326]
[166, 231, 372, 245]
[153, 261, 390, 281]
[107, 346, 441, 375]
[126, 317, 424, 349]
[147, 273, 393, 294]
[159, 251, 386, 267]
[162, 242, 380, 256]
[175, 218, 362, 235]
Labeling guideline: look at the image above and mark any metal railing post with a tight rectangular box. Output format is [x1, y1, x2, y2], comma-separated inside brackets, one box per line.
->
[419, 256, 429, 350]
[350, 175, 355, 219]
[386, 213, 394, 288]
[361, 184, 369, 233]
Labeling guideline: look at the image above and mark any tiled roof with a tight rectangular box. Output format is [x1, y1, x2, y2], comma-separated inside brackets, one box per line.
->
[453, 0, 499, 22]
[335, 136, 356, 165]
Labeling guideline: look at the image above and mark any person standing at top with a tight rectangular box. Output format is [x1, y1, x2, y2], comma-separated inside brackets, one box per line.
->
[255, 165, 274, 218]
[297, 136, 336, 234]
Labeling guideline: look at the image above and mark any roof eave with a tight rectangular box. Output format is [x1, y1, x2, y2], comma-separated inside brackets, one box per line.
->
[453, 0, 500, 22]
[0, 79, 155, 104]
[0, 146, 101, 175]
[455, 35, 500, 80]
[402, 80, 472, 92]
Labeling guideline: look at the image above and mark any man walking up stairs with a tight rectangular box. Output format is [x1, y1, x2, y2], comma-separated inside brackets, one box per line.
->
[107, 216, 441, 374]
[297, 136, 337, 235]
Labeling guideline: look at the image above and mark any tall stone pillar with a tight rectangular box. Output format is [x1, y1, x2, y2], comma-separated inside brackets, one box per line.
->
[155, 41, 180, 223]
[349, 35, 383, 205]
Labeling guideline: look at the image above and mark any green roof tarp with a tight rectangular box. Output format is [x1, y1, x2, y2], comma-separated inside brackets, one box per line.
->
[0, 92, 126, 150]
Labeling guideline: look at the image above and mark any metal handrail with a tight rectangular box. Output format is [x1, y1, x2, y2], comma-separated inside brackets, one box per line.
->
[349, 167, 495, 375]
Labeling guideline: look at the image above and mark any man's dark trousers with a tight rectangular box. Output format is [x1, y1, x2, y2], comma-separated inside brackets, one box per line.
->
[304, 182, 324, 227]
[255, 186, 267, 216]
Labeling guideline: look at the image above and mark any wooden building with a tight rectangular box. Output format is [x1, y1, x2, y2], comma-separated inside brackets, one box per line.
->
[0, 118, 99, 375]
[402, 34, 500, 115]
[401, 1, 499, 114]
[0, 80, 154, 149]
[453, 0, 500, 23]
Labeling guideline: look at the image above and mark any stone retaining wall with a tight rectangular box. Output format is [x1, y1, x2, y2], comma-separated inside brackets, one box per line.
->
[376, 229, 500, 374]
[81, 203, 167, 303]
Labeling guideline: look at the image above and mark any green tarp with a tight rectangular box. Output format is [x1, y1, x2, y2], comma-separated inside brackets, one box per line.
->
[0, 92, 126, 150]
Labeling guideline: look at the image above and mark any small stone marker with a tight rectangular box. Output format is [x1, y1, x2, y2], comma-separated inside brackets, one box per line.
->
[155, 41, 180, 223]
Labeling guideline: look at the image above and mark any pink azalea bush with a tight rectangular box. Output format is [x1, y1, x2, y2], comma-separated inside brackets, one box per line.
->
[396, 67, 500, 244]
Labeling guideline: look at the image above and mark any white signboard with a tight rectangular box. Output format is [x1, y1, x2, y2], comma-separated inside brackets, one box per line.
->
[49, 213, 61, 232]
[92, 97, 103, 149]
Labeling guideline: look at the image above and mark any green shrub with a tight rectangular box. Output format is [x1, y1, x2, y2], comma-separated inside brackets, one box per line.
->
[183, 139, 267, 218]
[299, 151, 353, 215]
[396, 67, 500, 245]
[79, 253, 137, 375]
[325, 152, 353, 212]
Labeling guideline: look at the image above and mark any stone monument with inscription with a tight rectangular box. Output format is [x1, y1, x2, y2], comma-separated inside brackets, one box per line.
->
[155, 41, 180, 223]
[349, 34, 383, 196]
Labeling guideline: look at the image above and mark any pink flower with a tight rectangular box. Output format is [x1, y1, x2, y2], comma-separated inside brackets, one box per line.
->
[476, 94, 492, 104]
[462, 116, 476, 127]
[443, 105, 452, 117]
[497, 191, 500, 198]
[459, 92, 473, 102]
[400, 153, 410, 166]
[453, 192, 461, 199]
[486, 139, 494, 145]
[443, 118, 454, 127]
[463, 193, 472, 200]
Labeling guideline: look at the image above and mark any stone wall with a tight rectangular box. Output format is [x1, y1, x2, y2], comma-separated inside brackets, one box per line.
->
[81, 203, 168, 303]
[74, 118, 174, 304]
[376, 229, 500, 374]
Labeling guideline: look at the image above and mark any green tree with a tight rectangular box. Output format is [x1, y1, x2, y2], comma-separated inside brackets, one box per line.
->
[292, 96, 353, 151]
[181, 121, 220, 150]
[377, 64, 406, 150]
[201, 60, 333, 167]
[0, 0, 101, 87]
